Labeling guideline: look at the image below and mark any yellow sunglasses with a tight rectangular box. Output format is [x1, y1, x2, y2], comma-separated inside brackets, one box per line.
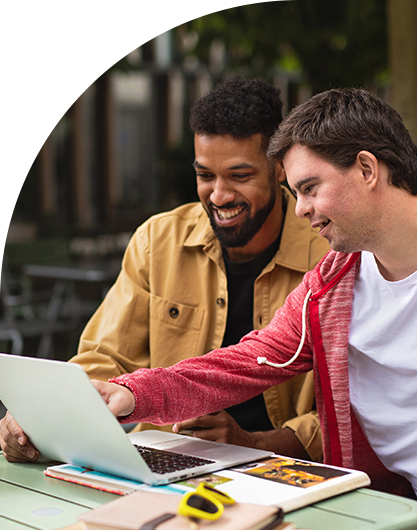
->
[178, 482, 236, 522]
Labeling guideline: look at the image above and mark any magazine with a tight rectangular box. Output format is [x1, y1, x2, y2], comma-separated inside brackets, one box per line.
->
[46, 454, 370, 513]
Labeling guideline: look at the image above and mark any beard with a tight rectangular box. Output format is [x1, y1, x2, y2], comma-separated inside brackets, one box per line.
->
[205, 182, 277, 249]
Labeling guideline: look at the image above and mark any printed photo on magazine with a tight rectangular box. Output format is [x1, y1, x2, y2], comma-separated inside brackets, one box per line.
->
[235, 456, 350, 488]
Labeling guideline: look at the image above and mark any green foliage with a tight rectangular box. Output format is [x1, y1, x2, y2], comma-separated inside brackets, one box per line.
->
[288, 0, 388, 91]
[183, 0, 388, 92]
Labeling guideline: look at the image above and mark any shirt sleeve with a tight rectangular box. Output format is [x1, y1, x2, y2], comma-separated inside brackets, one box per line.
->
[284, 411, 323, 462]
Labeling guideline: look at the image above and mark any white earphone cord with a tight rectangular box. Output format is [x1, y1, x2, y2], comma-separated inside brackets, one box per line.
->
[257, 289, 312, 369]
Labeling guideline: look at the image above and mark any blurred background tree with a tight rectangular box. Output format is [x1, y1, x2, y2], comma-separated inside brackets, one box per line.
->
[183, 0, 387, 92]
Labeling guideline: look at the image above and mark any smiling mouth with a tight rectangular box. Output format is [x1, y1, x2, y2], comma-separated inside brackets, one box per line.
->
[312, 219, 331, 234]
[319, 219, 330, 230]
[215, 205, 245, 221]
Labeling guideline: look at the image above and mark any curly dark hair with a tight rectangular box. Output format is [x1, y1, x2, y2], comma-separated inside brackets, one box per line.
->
[268, 88, 417, 195]
[190, 76, 283, 151]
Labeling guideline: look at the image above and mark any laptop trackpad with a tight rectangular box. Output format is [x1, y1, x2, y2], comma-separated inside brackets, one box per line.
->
[128, 430, 233, 458]
[152, 438, 235, 458]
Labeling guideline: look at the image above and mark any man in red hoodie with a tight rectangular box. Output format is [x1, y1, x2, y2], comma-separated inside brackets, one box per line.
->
[7, 88, 417, 498]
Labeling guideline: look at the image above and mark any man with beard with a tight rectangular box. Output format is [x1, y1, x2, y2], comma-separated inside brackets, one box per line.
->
[0, 77, 328, 464]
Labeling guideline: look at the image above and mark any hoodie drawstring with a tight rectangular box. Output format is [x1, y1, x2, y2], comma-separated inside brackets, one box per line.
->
[257, 289, 312, 369]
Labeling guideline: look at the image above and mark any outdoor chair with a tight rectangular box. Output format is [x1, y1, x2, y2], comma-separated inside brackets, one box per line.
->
[0, 263, 81, 358]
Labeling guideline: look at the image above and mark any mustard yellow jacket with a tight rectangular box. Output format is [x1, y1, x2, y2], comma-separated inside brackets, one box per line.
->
[71, 188, 329, 460]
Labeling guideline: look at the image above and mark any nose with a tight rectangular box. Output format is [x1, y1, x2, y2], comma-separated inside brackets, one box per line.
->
[295, 195, 312, 219]
[210, 178, 236, 207]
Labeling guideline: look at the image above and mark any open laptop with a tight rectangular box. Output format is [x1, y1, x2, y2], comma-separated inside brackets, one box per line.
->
[0, 353, 271, 485]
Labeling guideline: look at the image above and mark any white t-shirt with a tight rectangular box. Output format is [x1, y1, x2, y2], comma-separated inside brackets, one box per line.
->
[349, 251, 417, 493]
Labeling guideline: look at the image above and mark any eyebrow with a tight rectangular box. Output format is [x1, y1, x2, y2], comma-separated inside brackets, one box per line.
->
[192, 161, 207, 169]
[292, 176, 318, 193]
[192, 161, 256, 170]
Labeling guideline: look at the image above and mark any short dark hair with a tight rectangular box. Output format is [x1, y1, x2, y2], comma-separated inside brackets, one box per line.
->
[190, 76, 283, 151]
[268, 88, 417, 195]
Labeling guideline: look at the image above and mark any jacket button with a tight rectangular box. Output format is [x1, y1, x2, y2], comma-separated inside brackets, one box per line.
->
[216, 297, 225, 307]
[169, 307, 179, 318]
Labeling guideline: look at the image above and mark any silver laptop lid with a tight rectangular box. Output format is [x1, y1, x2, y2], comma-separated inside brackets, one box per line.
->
[0, 354, 271, 485]
[0, 353, 155, 483]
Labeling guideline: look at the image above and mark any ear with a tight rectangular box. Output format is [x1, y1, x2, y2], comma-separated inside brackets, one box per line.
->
[356, 151, 379, 190]
[275, 161, 287, 183]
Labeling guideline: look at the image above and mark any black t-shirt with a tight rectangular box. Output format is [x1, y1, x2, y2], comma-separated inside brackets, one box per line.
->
[221, 233, 282, 432]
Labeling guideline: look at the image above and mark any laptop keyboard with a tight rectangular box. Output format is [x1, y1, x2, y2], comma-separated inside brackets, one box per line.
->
[134, 445, 215, 475]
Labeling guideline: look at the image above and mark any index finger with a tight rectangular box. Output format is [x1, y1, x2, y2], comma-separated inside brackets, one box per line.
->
[173, 413, 220, 433]
[2, 411, 26, 445]
[0, 412, 39, 462]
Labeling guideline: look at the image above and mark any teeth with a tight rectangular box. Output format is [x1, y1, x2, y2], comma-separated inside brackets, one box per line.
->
[320, 220, 330, 230]
[217, 207, 243, 220]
